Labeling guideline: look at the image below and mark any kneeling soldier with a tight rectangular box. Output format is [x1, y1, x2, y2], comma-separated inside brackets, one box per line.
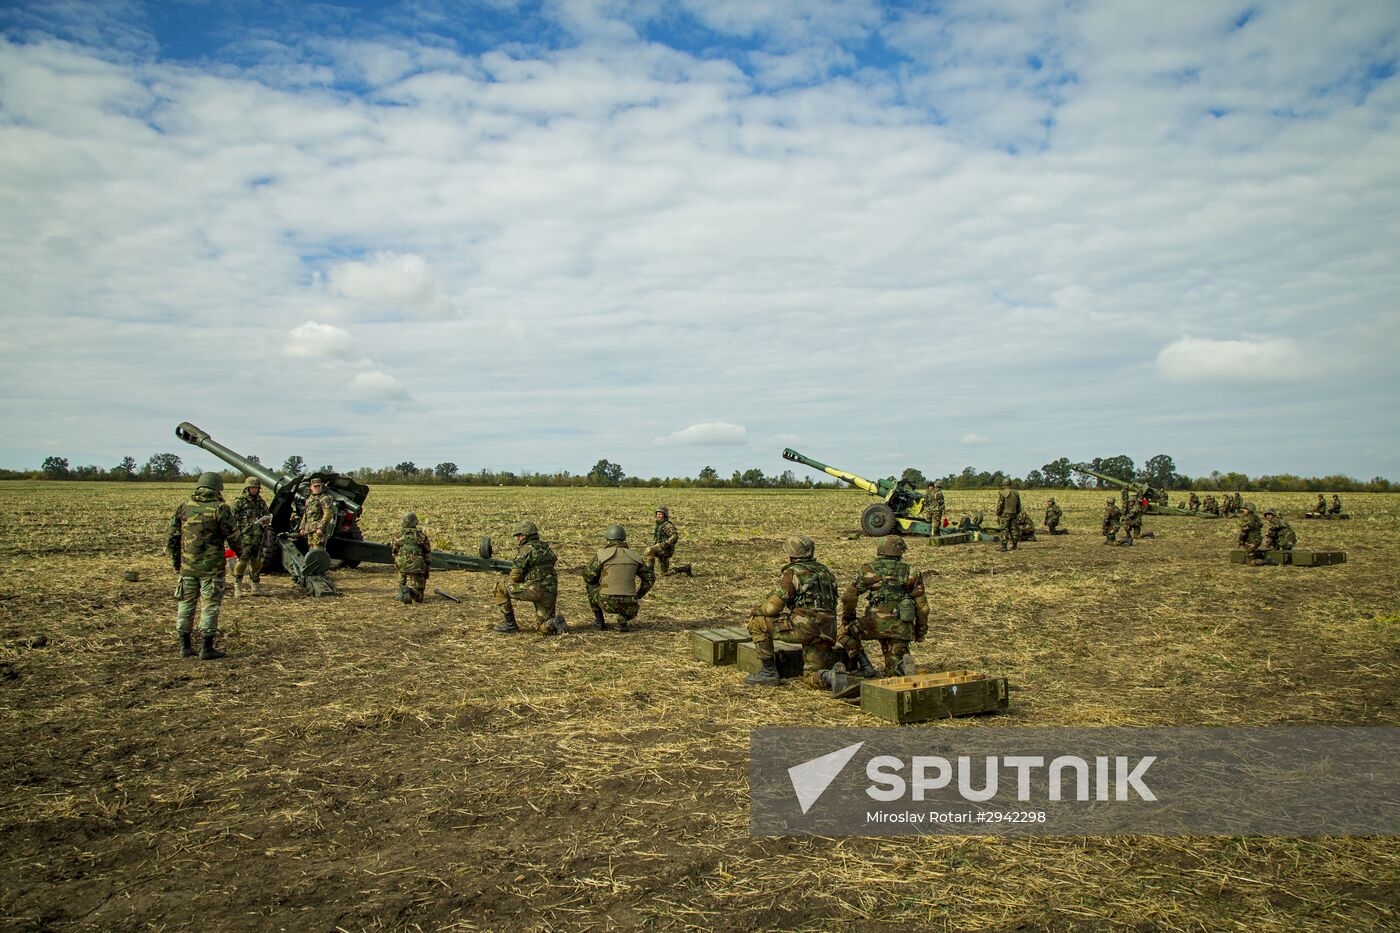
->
[1262, 509, 1296, 551]
[494, 521, 567, 635]
[584, 525, 654, 631]
[645, 506, 693, 576]
[743, 535, 865, 688]
[1043, 498, 1063, 535]
[391, 512, 432, 603]
[841, 536, 929, 683]
[1101, 498, 1122, 544]
[1237, 501, 1265, 564]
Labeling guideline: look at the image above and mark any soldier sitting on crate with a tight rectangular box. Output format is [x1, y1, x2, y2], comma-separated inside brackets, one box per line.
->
[1188, 492, 1201, 513]
[1329, 494, 1343, 515]
[1311, 494, 1328, 516]
[1043, 498, 1064, 535]
[391, 512, 432, 604]
[1237, 502, 1266, 565]
[743, 535, 870, 688]
[1263, 509, 1297, 552]
[1101, 498, 1122, 544]
[839, 536, 928, 689]
[583, 525, 655, 632]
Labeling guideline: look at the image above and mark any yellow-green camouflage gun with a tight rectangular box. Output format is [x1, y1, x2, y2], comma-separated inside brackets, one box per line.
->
[781, 448, 948, 537]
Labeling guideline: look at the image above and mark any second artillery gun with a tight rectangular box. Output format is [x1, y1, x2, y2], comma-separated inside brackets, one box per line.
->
[1070, 463, 1216, 518]
[176, 422, 511, 596]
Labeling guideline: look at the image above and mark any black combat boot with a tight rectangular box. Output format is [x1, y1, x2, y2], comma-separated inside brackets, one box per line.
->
[673, 564, 693, 577]
[821, 662, 849, 697]
[179, 631, 196, 658]
[999, 542, 1008, 552]
[398, 588, 413, 604]
[616, 618, 630, 633]
[743, 657, 782, 687]
[494, 612, 520, 634]
[593, 607, 607, 630]
[541, 614, 568, 636]
[850, 650, 880, 679]
[199, 634, 225, 660]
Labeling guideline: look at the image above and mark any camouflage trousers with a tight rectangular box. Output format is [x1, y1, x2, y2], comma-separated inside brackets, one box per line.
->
[645, 546, 674, 575]
[1124, 515, 1143, 536]
[399, 572, 427, 603]
[494, 578, 558, 633]
[234, 538, 263, 583]
[748, 611, 858, 690]
[1000, 515, 1020, 547]
[175, 573, 225, 636]
[854, 613, 915, 674]
[587, 585, 640, 625]
[1102, 520, 1119, 542]
[305, 530, 330, 550]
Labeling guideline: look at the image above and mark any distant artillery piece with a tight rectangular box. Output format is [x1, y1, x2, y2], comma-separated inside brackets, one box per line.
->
[1070, 464, 1217, 518]
[176, 422, 511, 596]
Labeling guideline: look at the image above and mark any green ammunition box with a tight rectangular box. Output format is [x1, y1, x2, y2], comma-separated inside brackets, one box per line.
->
[689, 627, 753, 665]
[1229, 550, 1291, 565]
[859, 670, 1009, 724]
[1289, 549, 1347, 567]
[735, 641, 805, 679]
[932, 531, 973, 546]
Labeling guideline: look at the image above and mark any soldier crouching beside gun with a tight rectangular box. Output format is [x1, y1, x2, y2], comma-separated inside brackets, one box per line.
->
[583, 525, 655, 632]
[742, 535, 871, 689]
[391, 512, 431, 604]
[167, 472, 240, 660]
[494, 521, 568, 635]
[841, 536, 926, 684]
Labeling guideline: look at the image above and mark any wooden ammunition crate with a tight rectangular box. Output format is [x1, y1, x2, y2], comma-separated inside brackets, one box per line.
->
[735, 641, 805, 679]
[932, 531, 974, 546]
[860, 669, 1009, 724]
[689, 627, 752, 665]
[1229, 549, 1291, 565]
[1290, 549, 1347, 567]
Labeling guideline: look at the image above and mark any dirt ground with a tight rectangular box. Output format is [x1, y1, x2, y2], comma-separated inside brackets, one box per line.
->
[1, 482, 1397, 931]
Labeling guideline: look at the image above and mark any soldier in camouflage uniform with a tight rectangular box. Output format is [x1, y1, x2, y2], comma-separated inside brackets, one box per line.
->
[743, 535, 865, 688]
[995, 481, 1021, 551]
[1188, 492, 1200, 513]
[494, 520, 567, 635]
[921, 481, 946, 533]
[583, 525, 655, 632]
[166, 472, 240, 660]
[1262, 509, 1297, 551]
[645, 506, 692, 576]
[1120, 494, 1145, 546]
[1201, 494, 1220, 516]
[299, 477, 336, 549]
[231, 476, 270, 597]
[391, 512, 432, 604]
[1043, 498, 1064, 535]
[839, 536, 929, 685]
[1101, 498, 1122, 543]
[1015, 509, 1036, 542]
[1237, 501, 1265, 564]
[1329, 494, 1342, 515]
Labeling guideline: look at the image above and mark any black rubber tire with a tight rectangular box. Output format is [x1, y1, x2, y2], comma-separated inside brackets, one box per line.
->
[860, 503, 897, 537]
[260, 532, 286, 575]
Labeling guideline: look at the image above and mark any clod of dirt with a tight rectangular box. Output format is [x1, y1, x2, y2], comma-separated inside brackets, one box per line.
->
[26, 635, 48, 649]
[122, 571, 141, 582]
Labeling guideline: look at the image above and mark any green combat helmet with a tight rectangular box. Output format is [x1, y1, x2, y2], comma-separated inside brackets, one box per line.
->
[196, 471, 223, 492]
[655, 505, 669, 519]
[402, 512, 418, 528]
[877, 536, 907, 557]
[605, 524, 626, 542]
[1241, 501, 1256, 513]
[785, 534, 815, 559]
[512, 520, 538, 538]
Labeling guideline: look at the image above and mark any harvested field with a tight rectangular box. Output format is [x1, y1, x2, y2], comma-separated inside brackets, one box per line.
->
[1, 481, 1398, 931]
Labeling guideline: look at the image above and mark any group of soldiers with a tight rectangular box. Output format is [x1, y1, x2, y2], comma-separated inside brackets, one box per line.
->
[1309, 494, 1344, 516]
[918, 480, 1064, 545]
[1235, 502, 1299, 564]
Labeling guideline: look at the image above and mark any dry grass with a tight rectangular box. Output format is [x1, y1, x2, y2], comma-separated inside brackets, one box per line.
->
[0, 481, 1397, 931]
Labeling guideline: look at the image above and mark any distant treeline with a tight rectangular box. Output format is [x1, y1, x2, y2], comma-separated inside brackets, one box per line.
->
[5, 453, 1393, 493]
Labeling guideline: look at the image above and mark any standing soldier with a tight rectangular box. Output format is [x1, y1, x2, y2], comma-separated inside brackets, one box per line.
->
[391, 512, 432, 604]
[1329, 494, 1342, 515]
[299, 477, 336, 549]
[645, 506, 693, 577]
[1237, 501, 1265, 564]
[995, 481, 1022, 551]
[743, 535, 865, 688]
[1188, 492, 1200, 513]
[1043, 498, 1064, 535]
[494, 521, 567, 635]
[583, 525, 655, 632]
[231, 476, 270, 597]
[167, 472, 240, 660]
[840, 536, 928, 685]
[921, 481, 946, 533]
[1262, 509, 1297, 552]
[1101, 498, 1122, 544]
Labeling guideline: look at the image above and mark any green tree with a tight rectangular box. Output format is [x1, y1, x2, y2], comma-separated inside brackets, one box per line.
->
[395, 461, 420, 476]
[115, 456, 137, 480]
[281, 455, 305, 475]
[587, 459, 624, 486]
[900, 467, 927, 486]
[740, 468, 767, 487]
[434, 462, 459, 481]
[41, 456, 69, 480]
[1141, 454, 1177, 489]
[1041, 457, 1073, 487]
[698, 465, 718, 482]
[1096, 455, 1135, 483]
[145, 453, 182, 481]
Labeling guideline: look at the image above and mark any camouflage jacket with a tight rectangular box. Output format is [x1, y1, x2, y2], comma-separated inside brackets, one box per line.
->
[584, 545, 655, 599]
[840, 557, 929, 631]
[300, 492, 336, 538]
[920, 490, 945, 519]
[1044, 503, 1062, 525]
[1237, 514, 1262, 548]
[760, 559, 838, 622]
[391, 527, 432, 575]
[509, 535, 558, 590]
[651, 519, 678, 556]
[1102, 502, 1122, 527]
[1314, 496, 1327, 514]
[1330, 496, 1342, 514]
[167, 487, 238, 577]
[231, 491, 269, 547]
[996, 489, 1021, 521]
[1264, 519, 1296, 550]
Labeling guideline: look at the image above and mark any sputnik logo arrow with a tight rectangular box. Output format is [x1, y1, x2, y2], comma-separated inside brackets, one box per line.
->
[788, 741, 865, 814]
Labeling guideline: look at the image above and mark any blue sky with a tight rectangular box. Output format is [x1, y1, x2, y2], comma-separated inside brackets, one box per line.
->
[1, 0, 1398, 481]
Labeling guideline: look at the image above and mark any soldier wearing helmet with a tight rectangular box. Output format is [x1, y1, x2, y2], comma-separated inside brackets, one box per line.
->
[1043, 498, 1064, 535]
[299, 476, 336, 550]
[231, 476, 270, 597]
[837, 534, 930, 688]
[919, 481, 946, 534]
[645, 505, 692, 577]
[1237, 501, 1264, 564]
[583, 525, 655, 632]
[166, 471, 241, 660]
[1262, 509, 1297, 552]
[494, 520, 566, 634]
[1101, 497, 1122, 544]
[743, 535, 858, 688]
[391, 512, 432, 604]
[995, 481, 1022, 551]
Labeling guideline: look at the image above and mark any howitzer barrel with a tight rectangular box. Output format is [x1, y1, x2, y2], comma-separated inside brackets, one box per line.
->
[176, 422, 285, 490]
[782, 448, 883, 496]
[1072, 463, 1136, 490]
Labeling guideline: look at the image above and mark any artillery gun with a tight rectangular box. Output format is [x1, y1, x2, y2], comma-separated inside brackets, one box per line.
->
[1070, 464, 1214, 518]
[176, 422, 510, 596]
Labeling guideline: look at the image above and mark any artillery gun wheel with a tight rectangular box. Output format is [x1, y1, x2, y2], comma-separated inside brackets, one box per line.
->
[261, 532, 286, 575]
[860, 503, 898, 537]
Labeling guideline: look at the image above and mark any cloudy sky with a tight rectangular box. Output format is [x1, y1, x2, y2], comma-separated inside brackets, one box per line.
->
[2, 0, 1397, 481]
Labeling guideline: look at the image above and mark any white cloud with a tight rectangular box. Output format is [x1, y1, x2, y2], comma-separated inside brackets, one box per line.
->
[961, 434, 989, 446]
[284, 321, 355, 359]
[327, 252, 453, 320]
[348, 370, 411, 402]
[654, 423, 749, 446]
[1156, 337, 1315, 385]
